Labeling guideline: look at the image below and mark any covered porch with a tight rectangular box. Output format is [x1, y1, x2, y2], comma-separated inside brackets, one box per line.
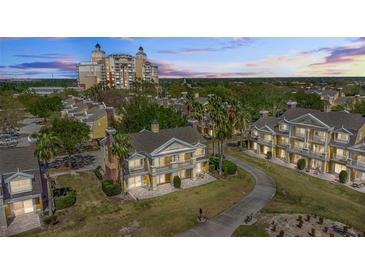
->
[128, 172, 216, 200]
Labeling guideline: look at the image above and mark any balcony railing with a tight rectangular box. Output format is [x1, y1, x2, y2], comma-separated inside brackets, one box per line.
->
[277, 140, 289, 146]
[289, 146, 326, 160]
[151, 159, 194, 173]
[351, 160, 365, 168]
[311, 135, 326, 143]
[332, 154, 348, 162]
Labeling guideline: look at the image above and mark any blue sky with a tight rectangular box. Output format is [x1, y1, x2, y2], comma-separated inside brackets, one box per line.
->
[1, 37, 364, 79]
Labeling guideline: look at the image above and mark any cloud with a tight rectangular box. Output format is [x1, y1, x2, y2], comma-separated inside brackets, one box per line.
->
[157, 37, 251, 55]
[14, 53, 72, 59]
[2, 60, 77, 72]
[310, 43, 365, 66]
[154, 60, 258, 78]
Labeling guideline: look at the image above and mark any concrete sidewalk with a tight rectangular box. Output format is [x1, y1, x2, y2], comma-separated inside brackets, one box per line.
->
[179, 154, 276, 237]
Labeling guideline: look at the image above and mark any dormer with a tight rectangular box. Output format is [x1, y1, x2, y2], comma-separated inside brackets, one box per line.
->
[5, 172, 34, 195]
[333, 127, 352, 144]
[279, 122, 289, 132]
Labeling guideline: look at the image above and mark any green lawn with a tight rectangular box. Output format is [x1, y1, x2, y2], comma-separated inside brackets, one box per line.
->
[18, 168, 254, 236]
[227, 148, 365, 231]
[232, 224, 269, 237]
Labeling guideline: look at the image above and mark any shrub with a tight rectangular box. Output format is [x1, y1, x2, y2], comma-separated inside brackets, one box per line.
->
[266, 151, 272, 160]
[94, 166, 103, 180]
[339, 170, 348, 184]
[297, 158, 306, 170]
[102, 180, 121, 196]
[209, 156, 220, 170]
[53, 187, 76, 210]
[222, 159, 238, 175]
[43, 215, 58, 226]
[173, 175, 181, 188]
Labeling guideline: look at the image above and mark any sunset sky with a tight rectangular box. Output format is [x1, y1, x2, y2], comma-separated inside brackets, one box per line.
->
[0, 37, 364, 79]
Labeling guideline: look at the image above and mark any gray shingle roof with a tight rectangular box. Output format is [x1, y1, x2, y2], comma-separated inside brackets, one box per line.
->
[129, 126, 206, 154]
[0, 146, 43, 201]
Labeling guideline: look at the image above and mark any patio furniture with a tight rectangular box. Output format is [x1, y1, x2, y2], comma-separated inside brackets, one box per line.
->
[277, 230, 284, 237]
[309, 228, 316, 237]
[297, 220, 303, 228]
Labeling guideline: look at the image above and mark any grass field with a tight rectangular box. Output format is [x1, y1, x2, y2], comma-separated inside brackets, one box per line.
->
[18, 168, 254, 236]
[227, 148, 365, 232]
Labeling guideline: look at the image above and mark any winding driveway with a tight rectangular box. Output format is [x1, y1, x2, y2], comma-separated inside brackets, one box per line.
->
[179, 154, 276, 237]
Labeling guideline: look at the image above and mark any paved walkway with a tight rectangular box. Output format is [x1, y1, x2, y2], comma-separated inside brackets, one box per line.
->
[179, 154, 276, 237]
[0, 213, 41, 237]
[128, 173, 216, 200]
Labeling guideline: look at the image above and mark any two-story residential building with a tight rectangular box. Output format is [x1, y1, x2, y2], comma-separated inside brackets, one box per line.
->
[248, 101, 365, 182]
[62, 96, 117, 141]
[0, 146, 44, 232]
[102, 122, 209, 191]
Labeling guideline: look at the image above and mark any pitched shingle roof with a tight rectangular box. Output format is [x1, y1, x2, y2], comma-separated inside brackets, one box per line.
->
[0, 146, 43, 200]
[129, 126, 206, 154]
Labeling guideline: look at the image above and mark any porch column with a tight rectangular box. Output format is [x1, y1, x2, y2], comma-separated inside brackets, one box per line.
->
[0, 205, 7, 228]
[151, 176, 158, 190]
[306, 158, 311, 172]
[192, 168, 196, 180]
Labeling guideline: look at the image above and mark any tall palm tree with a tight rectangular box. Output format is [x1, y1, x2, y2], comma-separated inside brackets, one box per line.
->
[110, 133, 132, 193]
[34, 132, 60, 215]
[192, 100, 205, 134]
[231, 100, 251, 149]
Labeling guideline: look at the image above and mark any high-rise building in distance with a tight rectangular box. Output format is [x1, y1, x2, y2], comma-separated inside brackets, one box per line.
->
[77, 44, 159, 89]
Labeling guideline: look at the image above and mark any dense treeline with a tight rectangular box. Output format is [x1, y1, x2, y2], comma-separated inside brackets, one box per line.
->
[0, 79, 77, 92]
[112, 96, 188, 133]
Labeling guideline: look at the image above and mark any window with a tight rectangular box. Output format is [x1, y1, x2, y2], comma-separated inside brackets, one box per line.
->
[129, 158, 143, 169]
[279, 123, 288, 132]
[195, 148, 205, 156]
[336, 133, 349, 143]
[172, 154, 180, 162]
[296, 127, 306, 137]
[10, 178, 32, 194]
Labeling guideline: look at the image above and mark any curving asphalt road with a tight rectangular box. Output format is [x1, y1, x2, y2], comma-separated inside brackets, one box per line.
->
[179, 154, 276, 237]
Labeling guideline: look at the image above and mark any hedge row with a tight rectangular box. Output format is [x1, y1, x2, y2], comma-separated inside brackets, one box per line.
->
[102, 180, 121, 196]
[53, 187, 76, 210]
[209, 156, 237, 176]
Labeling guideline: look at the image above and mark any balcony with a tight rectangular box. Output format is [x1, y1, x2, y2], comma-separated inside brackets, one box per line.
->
[332, 154, 348, 162]
[311, 135, 326, 143]
[277, 140, 289, 147]
[289, 146, 326, 160]
[349, 159, 365, 171]
[151, 159, 194, 174]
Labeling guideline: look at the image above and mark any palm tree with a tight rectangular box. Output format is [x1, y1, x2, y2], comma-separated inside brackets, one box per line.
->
[34, 132, 60, 215]
[110, 133, 132, 193]
[192, 100, 205, 134]
[231, 100, 251, 150]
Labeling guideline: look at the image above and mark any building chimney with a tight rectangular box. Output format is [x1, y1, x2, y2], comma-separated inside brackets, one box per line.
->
[181, 91, 188, 98]
[151, 119, 159, 133]
[287, 100, 297, 110]
[259, 110, 269, 118]
[194, 92, 199, 99]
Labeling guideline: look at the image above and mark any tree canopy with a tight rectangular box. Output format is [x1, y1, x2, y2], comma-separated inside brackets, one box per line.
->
[114, 96, 188, 133]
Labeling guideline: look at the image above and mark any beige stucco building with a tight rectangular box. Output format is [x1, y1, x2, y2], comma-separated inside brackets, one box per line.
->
[77, 44, 159, 89]
[248, 101, 365, 183]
